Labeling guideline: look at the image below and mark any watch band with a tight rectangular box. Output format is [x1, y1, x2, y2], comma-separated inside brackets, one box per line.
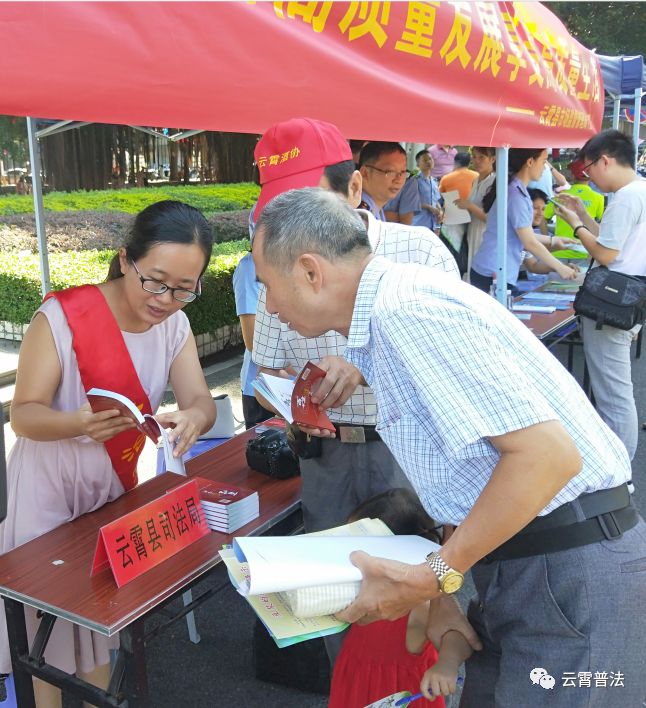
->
[573, 224, 586, 237]
[427, 551, 451, 578]
[425, 551, 464, 594]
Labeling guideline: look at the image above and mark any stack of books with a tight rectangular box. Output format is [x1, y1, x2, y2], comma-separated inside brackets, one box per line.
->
[196, 477, 259, 533]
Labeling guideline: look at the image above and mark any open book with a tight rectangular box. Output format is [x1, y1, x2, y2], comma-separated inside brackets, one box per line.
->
[252, 361, 336, 433]
[86, 387, 185, 475]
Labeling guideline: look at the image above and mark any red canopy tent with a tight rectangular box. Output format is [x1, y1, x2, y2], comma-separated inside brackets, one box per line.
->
[0, 1, 604, 297]
[1, 1, 602, 145]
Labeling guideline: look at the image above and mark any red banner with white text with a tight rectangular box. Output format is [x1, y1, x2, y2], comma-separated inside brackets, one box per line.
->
[0, 2, 603, 146]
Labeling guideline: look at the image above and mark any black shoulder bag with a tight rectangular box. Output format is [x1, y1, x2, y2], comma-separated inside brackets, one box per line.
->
[573, 262, 646, 330]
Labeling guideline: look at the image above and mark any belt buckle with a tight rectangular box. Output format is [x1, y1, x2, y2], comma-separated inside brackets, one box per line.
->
[339, 426, 366, 444]
[597, 511, 622, 540]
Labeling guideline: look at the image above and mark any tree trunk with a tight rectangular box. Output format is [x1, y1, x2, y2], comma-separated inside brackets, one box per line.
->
[209, 132, 257, 183]
[169, 141, 179, 182]
[41, 125, 258, 190]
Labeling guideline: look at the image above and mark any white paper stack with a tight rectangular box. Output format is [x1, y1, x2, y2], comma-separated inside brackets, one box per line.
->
[233, 527, 440, 617]
[198, 479, 259, 533]
[512, 304, 556, 314]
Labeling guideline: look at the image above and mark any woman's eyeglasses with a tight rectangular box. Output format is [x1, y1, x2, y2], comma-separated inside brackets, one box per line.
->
[131, 261, 200, 303]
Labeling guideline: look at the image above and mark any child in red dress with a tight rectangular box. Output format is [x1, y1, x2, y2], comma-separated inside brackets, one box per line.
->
[329, 488, 473, 708]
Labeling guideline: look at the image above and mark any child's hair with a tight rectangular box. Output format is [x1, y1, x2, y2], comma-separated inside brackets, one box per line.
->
[107, 200, 214, 281]
[348, 488, 441, 543]
[528, 188, 548, 204]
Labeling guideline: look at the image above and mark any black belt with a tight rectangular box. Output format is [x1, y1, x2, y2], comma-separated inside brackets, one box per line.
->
[332, 423, 381, 443]
[482, 484, 638, 563]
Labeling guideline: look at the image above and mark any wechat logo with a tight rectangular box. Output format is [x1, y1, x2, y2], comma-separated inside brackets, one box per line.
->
[530, 667, 556, 690]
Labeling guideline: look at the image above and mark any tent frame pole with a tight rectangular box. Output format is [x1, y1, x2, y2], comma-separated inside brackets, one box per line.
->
[612, 95, 621, 130]
[633, 88, 642, 168]
[27, 117, 51, 296]
[494, 146, 509, 306]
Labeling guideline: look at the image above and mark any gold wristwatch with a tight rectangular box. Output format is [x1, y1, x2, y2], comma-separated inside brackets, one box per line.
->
[426, 551, 464, 594]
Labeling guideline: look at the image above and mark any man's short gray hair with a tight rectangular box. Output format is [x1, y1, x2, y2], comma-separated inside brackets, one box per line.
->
[256, 188, 371, 272]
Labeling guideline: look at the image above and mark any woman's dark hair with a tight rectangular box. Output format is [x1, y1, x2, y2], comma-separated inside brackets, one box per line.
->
[106, 200, 213, 281]
[322, 160, 356, 196]
[579, 129, 635, 168]
[472, 146, 496, 159]
[482, 148, 545, 214]
[348, 488, 441, 543]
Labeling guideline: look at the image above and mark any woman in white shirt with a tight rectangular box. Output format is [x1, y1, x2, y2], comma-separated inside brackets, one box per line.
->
[453, 147, 496, 281]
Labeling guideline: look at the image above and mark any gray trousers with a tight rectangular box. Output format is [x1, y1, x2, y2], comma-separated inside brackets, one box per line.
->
[580, 316, 640, 460]
[300, 438, 412, 666]
[459, 518, 646, 707]
[300, 437, 412, 533]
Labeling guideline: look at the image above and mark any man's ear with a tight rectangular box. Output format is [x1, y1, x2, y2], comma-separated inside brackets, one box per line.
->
[347, 170, 363, 209]
[297, 253, 324, 293]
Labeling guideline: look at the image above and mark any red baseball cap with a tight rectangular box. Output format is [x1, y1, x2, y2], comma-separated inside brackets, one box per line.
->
[569, 158, 587, 181]
[254, 117, 352, 218]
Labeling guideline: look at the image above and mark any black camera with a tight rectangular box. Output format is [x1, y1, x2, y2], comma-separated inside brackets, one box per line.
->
[245, 429, 300, 480]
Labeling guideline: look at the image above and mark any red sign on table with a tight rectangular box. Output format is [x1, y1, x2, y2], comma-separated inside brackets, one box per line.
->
[91, 479, 210, 588]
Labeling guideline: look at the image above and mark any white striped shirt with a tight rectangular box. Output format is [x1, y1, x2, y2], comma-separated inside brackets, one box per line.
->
[252, 210, 459, 425]
[344, 257, 631, 524]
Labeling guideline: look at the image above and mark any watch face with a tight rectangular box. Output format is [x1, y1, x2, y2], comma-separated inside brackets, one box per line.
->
[441, 571, 464, 594]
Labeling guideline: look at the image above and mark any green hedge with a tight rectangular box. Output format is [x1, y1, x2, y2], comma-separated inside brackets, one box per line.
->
[0, 240, 250, 335]
[0, 183, 260, 216]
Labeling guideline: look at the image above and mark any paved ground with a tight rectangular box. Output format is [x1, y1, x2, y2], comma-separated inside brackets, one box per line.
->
[2, 340, 646, 707]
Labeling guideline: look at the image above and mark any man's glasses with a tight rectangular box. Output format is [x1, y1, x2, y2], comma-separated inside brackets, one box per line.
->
[364, 164, 411, 180]
[581, 157, 600, 179]
[131, 261, 200, 303]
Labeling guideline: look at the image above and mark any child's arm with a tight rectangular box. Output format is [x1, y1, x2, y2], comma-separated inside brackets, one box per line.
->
[405, 602, 430, 655]
[420, 630, 473, 700]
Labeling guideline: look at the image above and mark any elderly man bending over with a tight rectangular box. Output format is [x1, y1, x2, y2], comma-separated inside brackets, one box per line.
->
[252, 187, 646, 708]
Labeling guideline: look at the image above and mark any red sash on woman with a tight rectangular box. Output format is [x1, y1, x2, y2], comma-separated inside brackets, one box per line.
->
[44, 284, 152, 491]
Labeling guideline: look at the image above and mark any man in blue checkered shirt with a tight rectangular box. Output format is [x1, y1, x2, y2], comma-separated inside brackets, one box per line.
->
[253, 187, 646, 708]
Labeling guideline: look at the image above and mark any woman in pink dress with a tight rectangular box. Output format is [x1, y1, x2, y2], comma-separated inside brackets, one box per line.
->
[0, 200, 216, 707]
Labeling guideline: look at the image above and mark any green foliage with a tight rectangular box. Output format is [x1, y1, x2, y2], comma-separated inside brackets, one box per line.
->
[545, 2, 646, 57]
[0, 116, 28, 166]
[0, 183, 260, 216]
[0, 240, 250, 334]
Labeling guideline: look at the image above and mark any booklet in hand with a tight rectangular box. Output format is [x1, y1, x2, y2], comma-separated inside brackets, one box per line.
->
[253, 361, 336, 433]
[86, 387, 185, 475]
